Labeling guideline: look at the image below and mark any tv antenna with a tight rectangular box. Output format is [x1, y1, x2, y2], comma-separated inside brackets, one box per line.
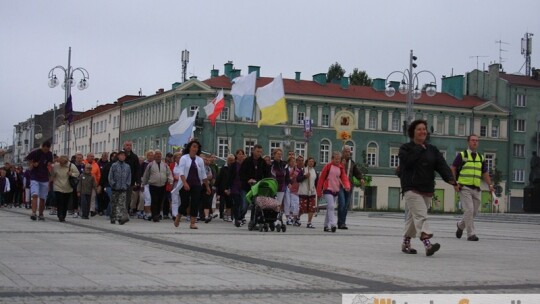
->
[469, 55, 489, 70]
[495, 39, 509, 69]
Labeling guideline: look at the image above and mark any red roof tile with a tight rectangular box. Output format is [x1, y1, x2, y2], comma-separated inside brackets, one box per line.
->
[203, 75, 486, 109]
[499, 73, 540, 88]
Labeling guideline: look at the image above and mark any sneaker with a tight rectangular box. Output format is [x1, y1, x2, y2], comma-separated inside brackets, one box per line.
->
[338, 225, 348, 230]
[234, 220, 241, 228]
[331, 226, 337, 233]
[425, 243, 441, 256]
[241, 219, 246, 226]
[286, 218, 293, 225]
[456, 223, 463, 239]
[323, 227, 331, 232]
[212, 214, 218, 219]
[73, 213, 79, 218]
[306, 223, 315, 229]
[38, 215, 45, 221]
[204, 216, 212, 223]
[401, 243, 418, 254]
[293, 220, 301, 227]
[30, 214, 37, 221]
[137, 212, 145, 219]
[467, 235, 479, 241]
[143, 214, 152, 221]
[49, 210, 57, 215]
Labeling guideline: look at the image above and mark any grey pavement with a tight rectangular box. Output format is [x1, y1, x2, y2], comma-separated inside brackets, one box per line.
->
[1, 207, 539, 303]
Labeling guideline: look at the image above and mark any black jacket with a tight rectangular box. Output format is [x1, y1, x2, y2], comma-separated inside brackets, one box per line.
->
[215, 164, 230, 195]
[124, 151, 140, 186]
[239, 156, 270, 192]
[398, 141, 455, 194]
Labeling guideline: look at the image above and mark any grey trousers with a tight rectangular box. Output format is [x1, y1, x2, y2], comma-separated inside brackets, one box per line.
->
[457, 186, 481, 237]
[403, 191, 433, 239]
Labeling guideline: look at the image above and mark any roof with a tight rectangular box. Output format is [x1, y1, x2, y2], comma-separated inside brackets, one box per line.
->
[72, 95, 141, 122]
[499, 73, 540, 88]
[203, 75, 486, 109]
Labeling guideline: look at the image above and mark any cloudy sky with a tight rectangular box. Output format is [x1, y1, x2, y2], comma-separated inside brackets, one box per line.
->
[1, 0, 539, 144]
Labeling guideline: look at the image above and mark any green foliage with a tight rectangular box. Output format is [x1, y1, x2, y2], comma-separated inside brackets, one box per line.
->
[327, 62, 345, 83]
[349, 68, 373, 86]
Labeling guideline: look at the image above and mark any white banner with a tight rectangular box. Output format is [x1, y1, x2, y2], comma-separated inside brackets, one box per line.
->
[343, 294, 540, 304]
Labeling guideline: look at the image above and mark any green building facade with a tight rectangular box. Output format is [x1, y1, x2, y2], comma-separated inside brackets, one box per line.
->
[121, 63, 512, 212]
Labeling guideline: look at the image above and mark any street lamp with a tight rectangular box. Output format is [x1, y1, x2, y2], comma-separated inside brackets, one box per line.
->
[48, 47, 89, 157]
[385, 50, 437, 134]
[33, 124, 43, 140]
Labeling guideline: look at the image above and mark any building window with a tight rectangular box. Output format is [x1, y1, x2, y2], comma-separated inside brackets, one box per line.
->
[295, 142, 306, 158]
[458, 122, 466, 136]
[513, 144, 525, 158]
[269, 140, 282, 157]
[516, 94, 526, 107]
[320, 139, 331, 164]
[484, 153, 495, 173]
[321, 114, 329, 127]
[189, 106, 199, 117]
[297, 112, 305, 125]
[367, 142, 378, 167]
[220, 107, 229, 121]
[217, 137, 230, 159]
[436, 120, 445, 135]
[368, 114, 377, 130]
[480, 125, 487, 137]
[244, 139, 256, 156]
[391, 116, 400, 132]
[491, 125, 499, 138]
[513, 169, 525, 183]
[389, 147, 399, 168]
[514, 119, 526, 132]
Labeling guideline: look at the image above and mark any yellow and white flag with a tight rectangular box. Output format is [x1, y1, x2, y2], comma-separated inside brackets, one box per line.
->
[255, 74, 288, 127]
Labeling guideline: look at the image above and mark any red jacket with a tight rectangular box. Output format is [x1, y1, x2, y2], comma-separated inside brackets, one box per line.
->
[316, 162, 350, 197]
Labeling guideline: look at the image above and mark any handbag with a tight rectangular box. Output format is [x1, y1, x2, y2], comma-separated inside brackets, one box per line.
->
[68, 163, 79, 189]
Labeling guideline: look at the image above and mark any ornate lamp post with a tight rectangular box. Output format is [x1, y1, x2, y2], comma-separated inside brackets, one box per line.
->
[384, 50, 437, 135]
[48, 47, 89, 156]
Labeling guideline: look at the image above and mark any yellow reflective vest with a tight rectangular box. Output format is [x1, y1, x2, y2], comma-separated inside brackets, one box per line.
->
[457, 151, 483, 187]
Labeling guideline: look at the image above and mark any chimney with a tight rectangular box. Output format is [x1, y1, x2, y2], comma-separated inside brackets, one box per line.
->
[441, 75, 464, 99]
[224, 61, 233, 78]
[295, 72, 301, 82]
[372, 78, 386, 91]
[156, 88, 165, 94]
[230, 69, 241, 79]
[189, 76, 197, 80]
[312, 73, 326, 85]
[340, 76, 349, 89]
[210, 68, 219, 78]
[248, 65, 260, 78]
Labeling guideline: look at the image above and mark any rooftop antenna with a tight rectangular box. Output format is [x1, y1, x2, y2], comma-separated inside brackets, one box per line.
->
[469, 55, 489, 70]
[181, 49, 190, 83]
[520, 32, 534, 76]
[495, 39, 509, 70]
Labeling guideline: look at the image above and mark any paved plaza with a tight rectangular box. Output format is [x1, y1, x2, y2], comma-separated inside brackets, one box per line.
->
[1, 207, 539, 303]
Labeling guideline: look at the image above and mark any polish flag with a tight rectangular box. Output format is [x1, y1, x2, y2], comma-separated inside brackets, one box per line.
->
[204, 89, 225, 126]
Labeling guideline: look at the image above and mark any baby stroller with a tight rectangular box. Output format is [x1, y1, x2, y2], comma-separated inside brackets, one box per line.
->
[245, 178, 286, 233]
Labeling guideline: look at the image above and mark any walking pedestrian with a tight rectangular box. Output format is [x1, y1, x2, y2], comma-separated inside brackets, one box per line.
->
[108, 150, 131, 225]
[398, 119, 456, 256]
[141, 150, 173, 222]
[316, 151, 350, 233]
[25, 141, 54, 221]
[337, 145, 365, 229]
[451, 134, 494, 242]
[52, 156, 79, 222]
[298, 157, 317, 228]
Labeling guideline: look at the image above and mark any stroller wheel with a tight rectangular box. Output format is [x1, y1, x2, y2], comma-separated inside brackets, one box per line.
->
[269, 222, 275, 232]
[276, 223, 281, 232]
[248, 221, 255, 231]
[282, 225, 287, 233]
[264, 224, 269, 232]
[259, 225, 264, 232]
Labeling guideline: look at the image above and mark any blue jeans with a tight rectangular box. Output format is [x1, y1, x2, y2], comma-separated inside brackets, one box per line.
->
[337, 188, 351, 227]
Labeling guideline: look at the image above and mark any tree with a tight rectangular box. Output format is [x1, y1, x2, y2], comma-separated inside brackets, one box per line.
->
[327, 62, 345, 83]
[349, 68, 372, 86]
